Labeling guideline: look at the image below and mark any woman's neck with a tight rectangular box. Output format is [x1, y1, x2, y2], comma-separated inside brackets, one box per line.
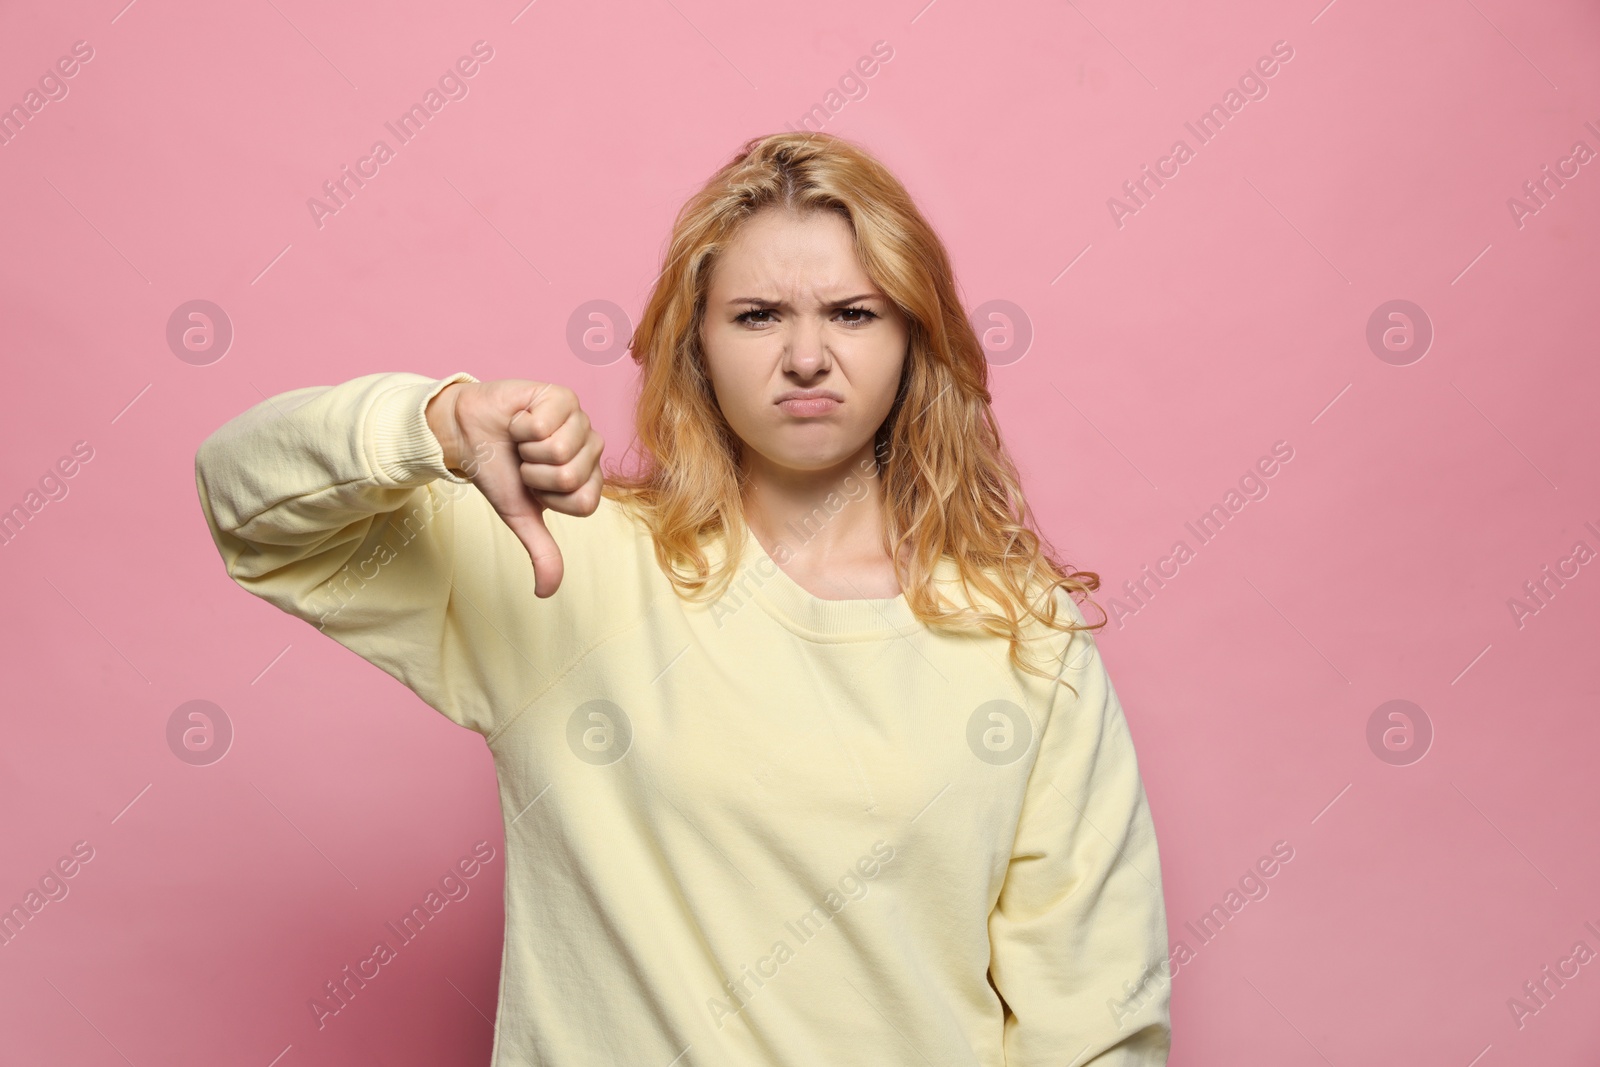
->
[739, 452, 901, 598]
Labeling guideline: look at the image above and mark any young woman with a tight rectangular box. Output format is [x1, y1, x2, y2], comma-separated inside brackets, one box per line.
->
[195, 131, 1171, 1066]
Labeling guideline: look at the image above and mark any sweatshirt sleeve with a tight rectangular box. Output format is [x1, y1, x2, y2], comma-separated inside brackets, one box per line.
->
[193, 371, 593, 738]
[987, 607, 1172, 1066]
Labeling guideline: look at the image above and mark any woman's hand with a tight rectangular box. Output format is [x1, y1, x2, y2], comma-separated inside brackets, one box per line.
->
[426, 379, 605, 597]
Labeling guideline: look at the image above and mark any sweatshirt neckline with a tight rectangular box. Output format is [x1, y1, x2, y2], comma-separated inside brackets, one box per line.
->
[735, 522, 922, 642]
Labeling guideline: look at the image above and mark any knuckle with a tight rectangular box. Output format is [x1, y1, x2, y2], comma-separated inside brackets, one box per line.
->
[556, 464, 586, 493]
[576, 482, 602, 515]
[523, 411, 555, 440]
[550, 436, 579, 466]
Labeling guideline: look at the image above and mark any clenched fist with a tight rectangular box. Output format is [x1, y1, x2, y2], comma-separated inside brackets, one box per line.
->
[425, 379, 604, 597]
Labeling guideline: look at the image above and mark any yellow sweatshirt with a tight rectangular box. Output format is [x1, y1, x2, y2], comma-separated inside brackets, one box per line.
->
[193, 371, 1172, 1066]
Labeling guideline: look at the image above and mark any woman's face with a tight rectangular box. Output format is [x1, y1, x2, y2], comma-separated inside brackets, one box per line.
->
[699, 206, 910, 486]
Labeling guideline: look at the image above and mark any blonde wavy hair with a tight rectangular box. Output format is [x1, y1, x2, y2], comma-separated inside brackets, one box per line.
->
[602, 130, 1105, 683]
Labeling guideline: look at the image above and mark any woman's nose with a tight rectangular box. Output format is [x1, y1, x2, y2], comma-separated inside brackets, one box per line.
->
[781, 317, 832, 376]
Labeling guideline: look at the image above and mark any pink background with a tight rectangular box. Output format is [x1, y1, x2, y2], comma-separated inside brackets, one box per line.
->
[3, 0, 1598, 1063]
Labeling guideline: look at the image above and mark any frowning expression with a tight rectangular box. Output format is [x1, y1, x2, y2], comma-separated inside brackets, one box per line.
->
[699, 206, 910, 481]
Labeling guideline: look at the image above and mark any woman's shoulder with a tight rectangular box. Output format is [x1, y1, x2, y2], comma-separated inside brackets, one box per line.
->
[926, 560, 1092, 651]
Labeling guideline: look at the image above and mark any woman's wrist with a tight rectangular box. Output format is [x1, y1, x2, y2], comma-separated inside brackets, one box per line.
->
[425, 382, 470, 474]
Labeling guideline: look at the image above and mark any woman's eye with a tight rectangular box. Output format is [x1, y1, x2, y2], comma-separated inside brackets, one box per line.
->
[735, 307, 879, 326]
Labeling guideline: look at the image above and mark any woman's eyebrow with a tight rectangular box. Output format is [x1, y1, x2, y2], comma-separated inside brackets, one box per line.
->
[728, 293, 880, 307]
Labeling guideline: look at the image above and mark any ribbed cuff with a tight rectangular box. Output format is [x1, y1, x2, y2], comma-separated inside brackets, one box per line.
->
[368, 372, 481, 486]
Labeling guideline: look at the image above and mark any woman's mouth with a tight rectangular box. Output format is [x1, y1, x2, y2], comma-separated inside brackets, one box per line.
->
[778, 396, 840, 417]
